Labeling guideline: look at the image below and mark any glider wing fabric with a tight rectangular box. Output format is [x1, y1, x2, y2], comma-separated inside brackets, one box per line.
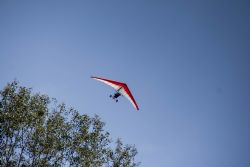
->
[91, 76, 139, 110]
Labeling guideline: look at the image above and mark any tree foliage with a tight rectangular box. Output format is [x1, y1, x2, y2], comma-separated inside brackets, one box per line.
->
[0, 81, 140, 167]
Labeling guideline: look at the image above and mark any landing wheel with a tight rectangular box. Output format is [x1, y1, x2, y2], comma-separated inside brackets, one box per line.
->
[116, 99, 118, 102]
[109, 95, 112, 98]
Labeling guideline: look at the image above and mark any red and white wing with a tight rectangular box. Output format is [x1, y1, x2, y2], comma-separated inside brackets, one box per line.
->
[91, 76, 139, 110]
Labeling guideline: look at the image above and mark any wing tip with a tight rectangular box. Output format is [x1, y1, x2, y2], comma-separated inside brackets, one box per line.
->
[135, 105, 139, 111]
[91, 76, 98, 80]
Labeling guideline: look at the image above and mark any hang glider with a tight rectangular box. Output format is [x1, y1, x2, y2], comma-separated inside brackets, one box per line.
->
[91, 76, 139, 111]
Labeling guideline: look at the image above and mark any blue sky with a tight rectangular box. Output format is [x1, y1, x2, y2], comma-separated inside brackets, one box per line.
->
[0, 0, 250, 166]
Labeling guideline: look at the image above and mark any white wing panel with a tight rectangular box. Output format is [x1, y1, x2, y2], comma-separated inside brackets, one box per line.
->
[93, 78, 120, 91]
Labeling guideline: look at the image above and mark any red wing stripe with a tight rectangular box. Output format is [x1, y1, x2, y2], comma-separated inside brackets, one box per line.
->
[121, 84, 139, 110]
[91, 76, 125, 87]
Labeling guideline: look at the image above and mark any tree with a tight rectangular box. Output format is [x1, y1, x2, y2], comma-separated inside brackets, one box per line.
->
[0, 81, 140, 167]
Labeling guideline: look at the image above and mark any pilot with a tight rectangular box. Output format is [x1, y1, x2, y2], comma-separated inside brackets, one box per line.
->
[113, 92, 121, 98]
